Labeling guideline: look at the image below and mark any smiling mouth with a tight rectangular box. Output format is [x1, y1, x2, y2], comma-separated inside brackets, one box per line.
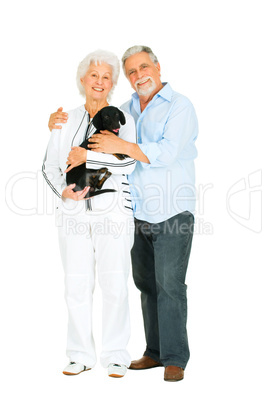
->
[138, 78, 150, 86]
[93, 87, 104, 92]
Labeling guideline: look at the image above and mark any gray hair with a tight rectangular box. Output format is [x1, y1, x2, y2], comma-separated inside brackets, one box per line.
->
[121, 45, 159, 74]
[76, 49, 120, 100]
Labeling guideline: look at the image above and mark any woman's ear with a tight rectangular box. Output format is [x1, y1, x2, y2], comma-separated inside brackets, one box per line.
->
[119, 110, 126, 125]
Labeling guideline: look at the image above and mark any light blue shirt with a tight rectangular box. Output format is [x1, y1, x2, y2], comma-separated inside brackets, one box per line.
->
[120, 83, 198, 224]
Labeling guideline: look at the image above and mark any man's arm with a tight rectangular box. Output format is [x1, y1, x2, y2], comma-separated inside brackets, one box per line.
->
[88, 101, 198, 166]
[137, 101, 198, 169]
[88, 131, 150, 164]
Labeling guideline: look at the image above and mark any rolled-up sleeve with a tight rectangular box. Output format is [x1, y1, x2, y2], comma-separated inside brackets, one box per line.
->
[139, 101, 198, 169]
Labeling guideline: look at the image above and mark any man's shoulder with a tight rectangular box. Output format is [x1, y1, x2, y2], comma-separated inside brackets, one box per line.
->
[162, 83, 192, 107]
[170, 90, 193, 108]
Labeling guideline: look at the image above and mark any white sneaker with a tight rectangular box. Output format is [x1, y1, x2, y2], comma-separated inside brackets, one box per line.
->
[63, 362, 91, 375]
[108, 363, 127, 378]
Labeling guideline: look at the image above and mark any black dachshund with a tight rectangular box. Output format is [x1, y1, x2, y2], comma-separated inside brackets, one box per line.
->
[66, 106, 127, 198]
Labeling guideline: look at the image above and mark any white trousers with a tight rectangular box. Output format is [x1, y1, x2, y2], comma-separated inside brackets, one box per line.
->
[58, 210, 134, 368]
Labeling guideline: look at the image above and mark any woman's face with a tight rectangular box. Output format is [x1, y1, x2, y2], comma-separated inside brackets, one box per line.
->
[80, 62, 113, 101]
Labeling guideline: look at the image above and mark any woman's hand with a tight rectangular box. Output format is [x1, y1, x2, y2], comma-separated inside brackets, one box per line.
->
[62, 184, 89, 201]
[65, 147, 87, 173]
[88, 131, 125, 154]
[48, 107, 68, 131]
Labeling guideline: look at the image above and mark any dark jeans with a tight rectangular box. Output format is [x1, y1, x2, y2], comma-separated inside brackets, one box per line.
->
[131, 211, 194, 369]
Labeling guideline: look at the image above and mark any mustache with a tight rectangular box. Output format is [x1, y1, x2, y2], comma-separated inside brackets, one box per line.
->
[135, 76, 154, 87]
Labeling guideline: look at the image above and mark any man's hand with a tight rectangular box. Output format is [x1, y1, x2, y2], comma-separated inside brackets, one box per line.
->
[48, 107, 68, 131]
[65, 147, 87, 173]
[62, 184, 90, 201]
[88, 131, 150, 163]
[88, 131, 124, 154]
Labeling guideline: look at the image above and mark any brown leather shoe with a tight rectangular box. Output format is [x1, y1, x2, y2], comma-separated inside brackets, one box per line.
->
[129, 355, 163, 370]
[164, 366, 184, 382]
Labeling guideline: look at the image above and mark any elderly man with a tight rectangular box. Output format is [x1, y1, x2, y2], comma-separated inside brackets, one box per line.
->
[48, 46, 198, 381]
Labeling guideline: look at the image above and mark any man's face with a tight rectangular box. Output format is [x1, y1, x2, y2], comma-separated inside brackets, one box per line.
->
[124, 52, 162, 97]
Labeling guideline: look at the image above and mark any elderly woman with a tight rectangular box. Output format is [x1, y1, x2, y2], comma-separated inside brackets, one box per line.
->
[42, 50, 136, 378]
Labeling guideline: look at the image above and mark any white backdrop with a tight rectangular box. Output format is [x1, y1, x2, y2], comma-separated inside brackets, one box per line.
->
[1, 0, 266, 401]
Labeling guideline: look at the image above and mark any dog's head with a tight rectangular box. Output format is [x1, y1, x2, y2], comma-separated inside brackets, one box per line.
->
[92, 106, 126, 134]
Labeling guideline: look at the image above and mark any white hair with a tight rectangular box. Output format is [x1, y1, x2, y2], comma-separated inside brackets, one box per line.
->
[76, 49, 120, 100]
[121, 45, 159, 75]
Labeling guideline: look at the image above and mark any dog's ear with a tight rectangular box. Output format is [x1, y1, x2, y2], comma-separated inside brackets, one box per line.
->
[118, 109, 126, 125]
[92, 110, 103, 130]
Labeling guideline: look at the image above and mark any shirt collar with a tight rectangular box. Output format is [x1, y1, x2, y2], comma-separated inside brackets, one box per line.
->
[157, 82, 172, 102]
